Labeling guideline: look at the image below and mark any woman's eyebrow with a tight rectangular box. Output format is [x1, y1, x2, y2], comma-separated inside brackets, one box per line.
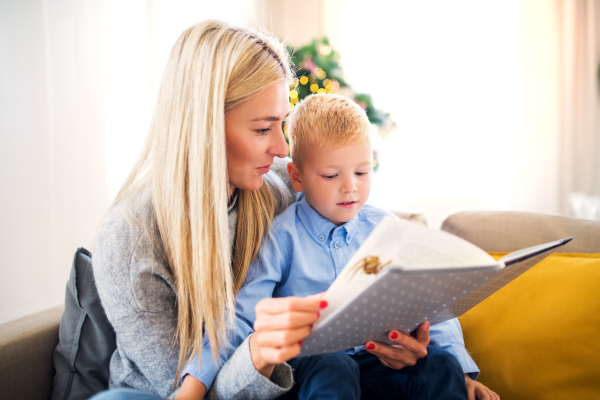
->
[251, 112, 290, 122]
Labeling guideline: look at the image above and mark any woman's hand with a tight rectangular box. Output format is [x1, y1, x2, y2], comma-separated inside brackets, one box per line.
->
[465, 375, 500, 400]
[249, 294, 325, 378]
[363, 321, 430, 370]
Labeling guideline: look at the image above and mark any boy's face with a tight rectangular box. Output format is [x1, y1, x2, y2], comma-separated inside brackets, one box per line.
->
[288, 139, 372, 226]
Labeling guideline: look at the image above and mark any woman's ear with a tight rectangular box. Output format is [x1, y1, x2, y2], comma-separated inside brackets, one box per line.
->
[287, 162, 303, 193]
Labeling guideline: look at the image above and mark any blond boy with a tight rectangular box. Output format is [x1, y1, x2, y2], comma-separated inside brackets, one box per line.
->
[185, 94, 495, 400]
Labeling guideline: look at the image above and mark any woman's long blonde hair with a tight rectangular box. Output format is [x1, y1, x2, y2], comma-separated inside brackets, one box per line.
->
[114, 20, 294, 383]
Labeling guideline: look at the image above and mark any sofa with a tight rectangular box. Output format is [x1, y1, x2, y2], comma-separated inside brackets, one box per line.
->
[1, 210, 598, 400]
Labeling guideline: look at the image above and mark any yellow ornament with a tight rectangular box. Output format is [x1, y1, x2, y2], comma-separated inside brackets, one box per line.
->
[310, 84, 318, 93]
[290, 89, 298, 99]
[300, 76, 309, 85]
[317, 88, 326, 94]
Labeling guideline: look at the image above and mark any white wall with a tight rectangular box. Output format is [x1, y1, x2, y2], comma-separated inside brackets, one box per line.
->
[0, 0, 268, 324]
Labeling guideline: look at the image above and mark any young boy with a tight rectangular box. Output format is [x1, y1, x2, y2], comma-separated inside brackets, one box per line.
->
[184, 94, 488, 399]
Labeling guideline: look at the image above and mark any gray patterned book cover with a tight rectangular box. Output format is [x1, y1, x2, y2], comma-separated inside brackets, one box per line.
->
[299, 217, 571, 357]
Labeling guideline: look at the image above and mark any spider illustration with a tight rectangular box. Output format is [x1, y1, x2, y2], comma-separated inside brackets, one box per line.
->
[347, 256, 392, 280]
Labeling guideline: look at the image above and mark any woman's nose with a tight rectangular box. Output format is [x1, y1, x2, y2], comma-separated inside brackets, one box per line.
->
[268, 126, 289, 158]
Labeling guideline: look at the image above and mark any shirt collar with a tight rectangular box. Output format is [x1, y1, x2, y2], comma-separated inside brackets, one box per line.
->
[296, 196, 360, 246]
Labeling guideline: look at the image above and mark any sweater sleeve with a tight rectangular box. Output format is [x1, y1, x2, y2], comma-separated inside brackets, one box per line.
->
[206, 336, 292, 400]
[93, 205, 180, 398]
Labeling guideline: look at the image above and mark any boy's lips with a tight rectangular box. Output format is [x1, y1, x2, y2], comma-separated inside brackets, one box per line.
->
[337, 201, 358, 208]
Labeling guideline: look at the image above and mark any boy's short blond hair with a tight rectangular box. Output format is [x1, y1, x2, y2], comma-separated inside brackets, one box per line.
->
[287, 94, 370, 167]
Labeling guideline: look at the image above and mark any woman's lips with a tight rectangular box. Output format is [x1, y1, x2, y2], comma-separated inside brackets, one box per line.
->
[257, 165, 271, 174]
[337, 201, 358, 208]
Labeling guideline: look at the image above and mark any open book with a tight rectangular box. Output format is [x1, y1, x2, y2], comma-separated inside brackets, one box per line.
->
[298, 217, 572, 357]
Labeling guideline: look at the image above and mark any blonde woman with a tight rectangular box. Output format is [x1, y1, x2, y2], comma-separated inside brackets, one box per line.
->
[90, 20, 324, 400]
[90, 19, 437, 400]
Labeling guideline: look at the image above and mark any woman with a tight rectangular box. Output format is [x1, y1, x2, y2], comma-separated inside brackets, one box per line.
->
[92, 20, 435, 400]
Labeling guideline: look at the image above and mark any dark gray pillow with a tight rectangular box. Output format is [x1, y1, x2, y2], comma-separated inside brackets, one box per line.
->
[52, 248, 116, 400]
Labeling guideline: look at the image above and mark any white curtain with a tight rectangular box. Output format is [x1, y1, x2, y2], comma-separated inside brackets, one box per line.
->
[512, 0, 600, 215]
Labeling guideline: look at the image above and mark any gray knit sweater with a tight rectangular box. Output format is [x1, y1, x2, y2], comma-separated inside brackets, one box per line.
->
[93, 158, 296, 399]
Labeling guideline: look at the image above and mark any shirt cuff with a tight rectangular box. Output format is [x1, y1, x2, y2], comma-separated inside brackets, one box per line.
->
[206, 334, 293, 400]
[181, 349, 221, 392]
[443, 344, 480, 380]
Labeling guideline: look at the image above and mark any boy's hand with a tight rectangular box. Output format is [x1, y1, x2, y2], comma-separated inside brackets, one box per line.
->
[363, 321, 430, 369]
[249, 293, 324, 378]
[465, 375, 500, 400]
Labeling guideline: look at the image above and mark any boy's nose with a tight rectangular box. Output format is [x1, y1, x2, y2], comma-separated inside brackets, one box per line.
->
[341, 176, 357, 193]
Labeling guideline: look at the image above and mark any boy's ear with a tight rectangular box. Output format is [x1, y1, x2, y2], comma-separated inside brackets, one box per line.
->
[287, 162, 303, 193]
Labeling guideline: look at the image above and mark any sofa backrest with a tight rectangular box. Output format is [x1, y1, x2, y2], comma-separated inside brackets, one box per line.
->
[441, 210, 600, 253]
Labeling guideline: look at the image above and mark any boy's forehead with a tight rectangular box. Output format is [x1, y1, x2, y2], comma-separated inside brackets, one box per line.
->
[304, 139, 372, 168]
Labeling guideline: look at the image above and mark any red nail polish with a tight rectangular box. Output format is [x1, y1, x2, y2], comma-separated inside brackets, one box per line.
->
[390, 331, 399, 339]
[366, 343, 375, 350]
[424, 321, 430, 329]
[298, 341, 302, 346]
[320, 300, 328, 309]
[317, 311, 320, 318]
[310, 324, 314, 329]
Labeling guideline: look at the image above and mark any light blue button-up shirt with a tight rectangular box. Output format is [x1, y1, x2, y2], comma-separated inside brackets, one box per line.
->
[184, 196, 480, 390]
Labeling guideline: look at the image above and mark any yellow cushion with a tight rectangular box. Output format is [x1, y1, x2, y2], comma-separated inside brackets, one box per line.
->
[458, 253, 600, 400]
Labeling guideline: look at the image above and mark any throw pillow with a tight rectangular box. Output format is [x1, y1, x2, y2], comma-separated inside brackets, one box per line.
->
[52, 248, 117, 400]
[459, 252, 600, 400]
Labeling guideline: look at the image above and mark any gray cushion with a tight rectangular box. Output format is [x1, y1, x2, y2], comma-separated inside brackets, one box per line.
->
[52, 248, 116, 400]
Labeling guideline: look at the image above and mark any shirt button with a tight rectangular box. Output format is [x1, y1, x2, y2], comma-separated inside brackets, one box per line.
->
[318, 235, 325, 241]
[333, 241, 340, 248]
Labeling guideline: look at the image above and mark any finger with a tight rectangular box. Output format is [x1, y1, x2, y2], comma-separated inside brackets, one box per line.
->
[258, 341, 301, 365]
[254, 310, 320, 332]
[466, 384, 476, 400]
[385, 332, 429, 359]
[255, 295, 327, 315]
[475, 386, 491, 400]
[254, 326, 311, 348]
[364, 341, 418, 368]
[414, 321, 431, 345]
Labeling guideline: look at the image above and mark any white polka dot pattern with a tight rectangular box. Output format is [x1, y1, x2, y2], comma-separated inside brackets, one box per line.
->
[298, 250, 555, 357]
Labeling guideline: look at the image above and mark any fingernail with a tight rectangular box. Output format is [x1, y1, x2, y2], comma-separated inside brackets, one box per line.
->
[298, 341, 302, 346]
[366, 342, 375, 350]
[424, 321, 430, 329]
[320, 300, 328, 309]
[310, 324, 314, 329]
[317, 311, 320, 318]
[390, 331, 399, 339]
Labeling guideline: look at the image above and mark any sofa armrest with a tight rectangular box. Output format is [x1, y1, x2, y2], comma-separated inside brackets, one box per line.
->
[0, 305, 64, 400]
[441, 210, 600, 253]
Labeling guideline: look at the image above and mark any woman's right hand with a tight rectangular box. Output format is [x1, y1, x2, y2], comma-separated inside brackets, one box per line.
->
[249, 293, 325, 378]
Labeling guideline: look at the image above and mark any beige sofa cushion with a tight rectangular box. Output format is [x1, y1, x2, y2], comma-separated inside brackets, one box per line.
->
[0, 305, 64, 400]
[441, 211, 600, 253]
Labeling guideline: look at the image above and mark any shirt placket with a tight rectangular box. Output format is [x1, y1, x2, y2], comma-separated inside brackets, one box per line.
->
[329, 229, 348, 277]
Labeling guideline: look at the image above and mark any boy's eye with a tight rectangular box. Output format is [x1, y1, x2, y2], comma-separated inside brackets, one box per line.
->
[256, 127, 271, 135]
[322, 174, 337, 179]
[355, 171, 369, 176]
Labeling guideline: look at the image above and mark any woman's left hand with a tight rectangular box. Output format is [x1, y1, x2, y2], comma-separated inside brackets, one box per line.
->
[363, 321, 430, 369]
[465, 375, 500, 400]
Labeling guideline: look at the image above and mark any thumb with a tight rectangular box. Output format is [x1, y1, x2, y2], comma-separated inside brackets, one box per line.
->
[415, 321, 430, 344]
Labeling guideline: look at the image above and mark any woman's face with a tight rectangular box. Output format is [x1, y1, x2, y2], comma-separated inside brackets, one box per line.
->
[225, 80, 290, 193]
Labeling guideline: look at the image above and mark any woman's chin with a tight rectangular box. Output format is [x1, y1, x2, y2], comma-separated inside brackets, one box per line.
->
[232, 176, 264, 192]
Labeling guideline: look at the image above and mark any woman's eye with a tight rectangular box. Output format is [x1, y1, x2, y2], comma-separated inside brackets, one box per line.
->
[257, 128, 271, 135]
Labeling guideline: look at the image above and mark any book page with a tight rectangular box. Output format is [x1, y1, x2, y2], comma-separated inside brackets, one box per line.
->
[318, 217, 497, 324]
